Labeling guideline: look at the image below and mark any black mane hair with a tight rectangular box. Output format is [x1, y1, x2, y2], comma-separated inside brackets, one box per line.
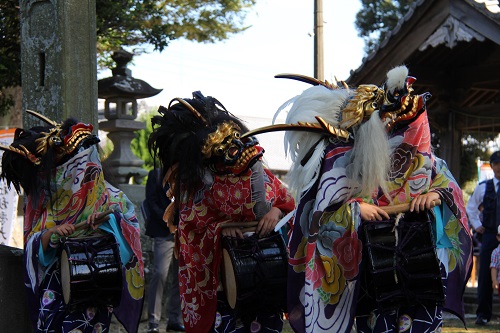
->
[148, 91, 249, 195]
[1, 118, 81, 201]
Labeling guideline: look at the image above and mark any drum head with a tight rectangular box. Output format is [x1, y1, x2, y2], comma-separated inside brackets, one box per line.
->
[222, 248, 237, 309]
[60, 249, 71, 305]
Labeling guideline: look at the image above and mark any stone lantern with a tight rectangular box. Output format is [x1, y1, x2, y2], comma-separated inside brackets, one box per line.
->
[98, 48, 162, 185]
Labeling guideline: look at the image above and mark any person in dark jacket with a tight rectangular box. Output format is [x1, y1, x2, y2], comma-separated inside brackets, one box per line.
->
[467, 151, 500, 326]
[145, 168, 185, 332]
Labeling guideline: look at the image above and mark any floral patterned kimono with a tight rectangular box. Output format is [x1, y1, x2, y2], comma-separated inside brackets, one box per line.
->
[23, 145, 144, 333]
[287, 110, 473, 332]
[177, 162, 295, 333]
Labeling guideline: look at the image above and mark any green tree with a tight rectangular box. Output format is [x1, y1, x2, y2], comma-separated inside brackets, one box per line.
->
[355, 0, 414, 55]
[0, 0, 256, 116]
[0, 1, 21, 116]
[95, 0, 256, 69]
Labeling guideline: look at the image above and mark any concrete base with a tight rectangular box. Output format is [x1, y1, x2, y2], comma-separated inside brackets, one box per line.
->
[0, 245, 33, 332]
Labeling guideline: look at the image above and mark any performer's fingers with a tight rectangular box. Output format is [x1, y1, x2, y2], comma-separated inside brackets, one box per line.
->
[257, 221, 268, 237]
[415, 199, 424, 212]
[67, 224, 75, 233]
[410, 197, 424, 212]
[376, 207, 389, 220]
[221, 228, 231, 237]
[409, 198, 417, 212]
[255, 222, 263, 235]
[257, 218, 273, 236]
[234, 228, 244, 239]
[419, 198, 430, 212]
[222, 227, 244, 239]
[59, 224, 73, 236]
[89, 212, 100, 229]
[425, 198, 437, 210]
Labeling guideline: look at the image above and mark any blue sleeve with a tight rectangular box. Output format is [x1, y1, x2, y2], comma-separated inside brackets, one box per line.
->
[432, 204, 453, 249]
[98, 214, 133, 265]
[38, 237, 58, 267]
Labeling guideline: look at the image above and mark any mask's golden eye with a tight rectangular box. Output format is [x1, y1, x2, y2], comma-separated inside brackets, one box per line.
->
[50, 136, 62, 145]
[214, 146, 225, 156]
[233, 132, 240, 139]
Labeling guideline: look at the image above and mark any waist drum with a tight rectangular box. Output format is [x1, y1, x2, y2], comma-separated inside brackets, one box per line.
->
[60, 233, 123, 311]
[221, 232, 288, 313]
[361, 212, 444, 312]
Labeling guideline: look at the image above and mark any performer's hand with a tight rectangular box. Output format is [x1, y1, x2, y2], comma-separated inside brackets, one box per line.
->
[492, 280, 499, 290]
[257, 207, 282, 238]
[42, 224, 76, 252]
[50, 224, 76, 237]
[87, 211, 106, 230]
[410, 191, 441, 213]
[359, 202, 390, 221]
[221, 227, 244, 239]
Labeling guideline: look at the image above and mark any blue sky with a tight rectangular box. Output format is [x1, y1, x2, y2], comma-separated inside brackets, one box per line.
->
[99, 0, 365, 119]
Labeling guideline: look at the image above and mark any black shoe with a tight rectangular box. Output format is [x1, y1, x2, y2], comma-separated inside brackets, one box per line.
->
[166, 323, 185, 332]
[147, 325, 160, 333]
[475, 317, 488, 326]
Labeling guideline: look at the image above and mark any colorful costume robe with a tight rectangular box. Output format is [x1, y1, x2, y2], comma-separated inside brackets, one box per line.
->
[287, 111, 473, 332]
[177, 162, 295, 333]
[24, 145, 144, 333]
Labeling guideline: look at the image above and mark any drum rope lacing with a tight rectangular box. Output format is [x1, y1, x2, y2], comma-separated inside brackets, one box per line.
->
[392, 212, 404, 284]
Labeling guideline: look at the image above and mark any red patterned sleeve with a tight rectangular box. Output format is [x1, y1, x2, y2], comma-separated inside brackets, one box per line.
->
[264, 168, 295, 214]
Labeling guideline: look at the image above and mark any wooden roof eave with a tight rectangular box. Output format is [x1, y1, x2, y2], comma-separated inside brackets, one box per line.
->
[346, 0, 499, 86]
[460, 0, 500, 44]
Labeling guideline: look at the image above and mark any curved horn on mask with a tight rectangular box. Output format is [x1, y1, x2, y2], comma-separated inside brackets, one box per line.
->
[242, 118, 350, 141]
[0, 143, 41, 165]
[26, 109, 59, 127]
[168, 97, 208, 126]
[275, 73, 339, 89]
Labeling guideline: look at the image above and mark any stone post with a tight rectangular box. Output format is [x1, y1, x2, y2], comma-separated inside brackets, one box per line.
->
[15, 1, 97, 330]
[98, 49, 162, 185]
[20, 0, 97, 128]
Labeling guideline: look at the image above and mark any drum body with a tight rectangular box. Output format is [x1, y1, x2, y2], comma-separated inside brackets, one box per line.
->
[361, 212, 444, 312]
[60, 233, 123, 311]
[221, 232, 288, 313]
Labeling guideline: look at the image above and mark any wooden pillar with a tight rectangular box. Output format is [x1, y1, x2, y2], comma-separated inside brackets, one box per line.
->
[314, 0, 324, 80]
[440, 111, 462, 178]
[20, 0, 97, 128]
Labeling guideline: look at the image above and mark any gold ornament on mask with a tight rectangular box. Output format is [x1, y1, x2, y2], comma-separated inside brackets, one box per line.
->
[201, 121, 242, 159]
[339, 84, 385, 130]
[0, 110, 95, 166]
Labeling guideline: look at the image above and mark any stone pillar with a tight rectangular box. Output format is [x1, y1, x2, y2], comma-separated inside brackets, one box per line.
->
[20, 0, 97, 128]
[15, 1, 98, 330]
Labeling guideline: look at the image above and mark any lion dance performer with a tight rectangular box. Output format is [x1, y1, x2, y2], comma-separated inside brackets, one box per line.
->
[244, 66, 473, 332]
[148, 91, 294, 333]
[0, 111, 144, 333]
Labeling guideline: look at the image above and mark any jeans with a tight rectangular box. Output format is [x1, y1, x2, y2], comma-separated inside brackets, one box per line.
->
[148, 235, 182, 327]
